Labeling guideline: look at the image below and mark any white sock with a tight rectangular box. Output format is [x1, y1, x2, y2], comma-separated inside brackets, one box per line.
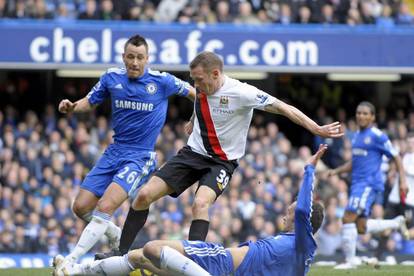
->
[105, 221, 121, 249]
[81, 255, 133, 276]
[160, 246, 211, 276]
[66, 211, 110, 262]
[366, 218, 400, 234]
[81, 211, 93, 222]
[81, 210, 120, 249]
[342, 223, 357, 263]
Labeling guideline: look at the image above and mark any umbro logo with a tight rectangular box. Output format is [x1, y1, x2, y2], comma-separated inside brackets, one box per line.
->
[114, 83, 123, 89]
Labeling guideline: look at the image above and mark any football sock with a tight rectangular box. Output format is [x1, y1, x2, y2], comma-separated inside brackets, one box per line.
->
[119, 208, 149, 254]
[342, 223, 357, 263]
[160, 246, 211, 276]
[66, 210, 111, 262]
[81, 255, 133, 275]
[188, 219, 209, 241]
[366, 218, 400, 234]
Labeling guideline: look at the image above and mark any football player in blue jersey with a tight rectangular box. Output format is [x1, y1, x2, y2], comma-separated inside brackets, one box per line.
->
[53, 34, 195, 274]
[56, 144, 327, 276]
[326, 102, 409, 269]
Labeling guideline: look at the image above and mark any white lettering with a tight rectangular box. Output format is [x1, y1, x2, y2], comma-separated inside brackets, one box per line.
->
[101, 29, 112, 63]
[0, 257, 16, 268]
[21, 258, 32, 268]
[287, 41, 318, 65]
[115, 38, 128, 64]
[30, 37, 49, 62]
[185, 30, 202, 63]
[204, 39, 224, 54]
[146, 38, 157, 64]
[239, 40, 259, 65]
[53, 28, 74, 62]
[124, 101, 131, 109]
[160, 39, 181, 64]
[262, 41, 285, 65]
[78, 38, 98, 63]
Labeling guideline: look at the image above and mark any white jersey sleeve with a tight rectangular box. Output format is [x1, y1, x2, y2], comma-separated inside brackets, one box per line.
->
[239, 82, 277, 110]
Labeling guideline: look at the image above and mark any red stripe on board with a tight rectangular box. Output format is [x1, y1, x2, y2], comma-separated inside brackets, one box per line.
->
[199, 93, 228, 160]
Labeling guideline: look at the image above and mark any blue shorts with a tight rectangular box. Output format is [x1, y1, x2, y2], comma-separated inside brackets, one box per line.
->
[346, 184, 383, 217]
[81, 144, 157, 199]
[182, 240, 233, 276]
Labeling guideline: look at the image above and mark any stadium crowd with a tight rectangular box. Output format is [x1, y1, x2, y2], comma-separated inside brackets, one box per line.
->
[0, 0, 413, 26]
[1, 97, 414, 260]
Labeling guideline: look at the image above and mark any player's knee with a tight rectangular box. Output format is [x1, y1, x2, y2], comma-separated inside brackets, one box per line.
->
[72, 200, 88, 219]
[192, 197, 211, 215]
[133, 188, 154, 209]
[356, 219, 367, 234]
[96, 199, 116, 215]
[143, 241, 162, 266]
[128, 249, 147, 269]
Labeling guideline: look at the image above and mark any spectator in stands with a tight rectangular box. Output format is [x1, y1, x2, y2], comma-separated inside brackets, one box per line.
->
[396, 2, 414, 25]
[98, 0, 120, 20]
[78, 0, 99, 20]
[215, 0, 233, 23]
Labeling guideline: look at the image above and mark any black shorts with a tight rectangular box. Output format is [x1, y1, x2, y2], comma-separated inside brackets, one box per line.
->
[154, 146, 238, 198]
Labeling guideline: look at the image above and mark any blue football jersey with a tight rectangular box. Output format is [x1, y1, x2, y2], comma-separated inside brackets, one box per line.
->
[86, 67, 190, 149]
[235, 165, 317, 276]
[351, 126, 397, 190]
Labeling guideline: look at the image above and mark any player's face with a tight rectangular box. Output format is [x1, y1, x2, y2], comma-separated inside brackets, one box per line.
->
[190, 65, 220, 95]
[356, 105, 374, 129]
[122, 44, 148, 78]
[282, 202, 296, 232]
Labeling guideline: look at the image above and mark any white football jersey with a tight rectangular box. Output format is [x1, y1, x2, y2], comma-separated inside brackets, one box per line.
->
[187, 75, 277, 161]
[388, 152, 414, 206]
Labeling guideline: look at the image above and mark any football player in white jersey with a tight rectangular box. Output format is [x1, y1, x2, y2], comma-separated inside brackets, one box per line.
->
[96, 51, 344, 260]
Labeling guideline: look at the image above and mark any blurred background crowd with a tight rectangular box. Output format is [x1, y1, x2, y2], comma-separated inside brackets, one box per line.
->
[0, 0, 413, 26]
[1, 94, 414, 260]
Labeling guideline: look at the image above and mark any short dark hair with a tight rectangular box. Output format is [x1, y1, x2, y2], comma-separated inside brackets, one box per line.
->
[357, 101, 376, 115]
[124, 34, 148, 53]
[190, 51, 223, 73]
[311, 201, 324, 234]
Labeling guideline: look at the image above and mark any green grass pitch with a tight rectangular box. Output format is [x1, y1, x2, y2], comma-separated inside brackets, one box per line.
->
[1, 266, 414, 276]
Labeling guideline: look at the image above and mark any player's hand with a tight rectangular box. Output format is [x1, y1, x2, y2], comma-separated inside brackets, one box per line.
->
[58, 99, 77, 113]
[308, 144, 328, 167]
[318, 121, 344, 138]
[399, 181, 409, 200]
[184, 121, 193, 135]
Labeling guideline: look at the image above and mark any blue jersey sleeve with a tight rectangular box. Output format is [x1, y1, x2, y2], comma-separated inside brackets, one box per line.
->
[376, 134, 398, 159]
[295, 165, 316, 275]
[162, 72, 190, 98]
[87, 73, 110, 105]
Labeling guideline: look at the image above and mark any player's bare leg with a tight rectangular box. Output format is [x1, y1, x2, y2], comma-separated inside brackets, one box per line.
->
[189, 186, 217, 241]
[143, 240, 210, 275]
[95, 176, 174, 260]
[55, 183, 127, 274]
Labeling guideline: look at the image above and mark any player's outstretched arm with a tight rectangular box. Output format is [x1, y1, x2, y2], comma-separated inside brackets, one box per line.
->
[297, 144, 327, 213]
[264, 100, 343, 138]
[58, 97, 94, 113]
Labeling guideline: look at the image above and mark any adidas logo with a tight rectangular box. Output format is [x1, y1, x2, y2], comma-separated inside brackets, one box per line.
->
[114, 83, 123, 89]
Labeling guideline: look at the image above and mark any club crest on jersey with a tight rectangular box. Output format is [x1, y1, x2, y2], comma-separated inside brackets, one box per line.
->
[146, 83, 157, 95]
[364, 137, 371, 144]
[219, 96, 229, 107]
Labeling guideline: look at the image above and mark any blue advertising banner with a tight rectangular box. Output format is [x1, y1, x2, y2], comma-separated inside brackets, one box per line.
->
[0, 20, 413, 73]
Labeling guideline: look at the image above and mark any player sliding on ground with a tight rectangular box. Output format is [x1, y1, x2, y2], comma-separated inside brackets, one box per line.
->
[53, 144, 328, 276]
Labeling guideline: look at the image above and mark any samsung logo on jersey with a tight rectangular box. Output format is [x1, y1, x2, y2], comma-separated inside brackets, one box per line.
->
[115, 100, 154, 111]
[352, 148, 368, 156]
